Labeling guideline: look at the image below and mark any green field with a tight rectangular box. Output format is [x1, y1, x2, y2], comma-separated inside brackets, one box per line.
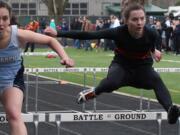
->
[23, 47, 180, 104]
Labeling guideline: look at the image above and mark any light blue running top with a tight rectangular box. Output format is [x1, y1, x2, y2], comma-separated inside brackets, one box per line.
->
[0, 25, 22, 89]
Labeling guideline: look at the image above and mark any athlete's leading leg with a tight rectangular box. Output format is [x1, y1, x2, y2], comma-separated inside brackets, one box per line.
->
[1, 87, 27, 135]
[133, 66, 179, 124]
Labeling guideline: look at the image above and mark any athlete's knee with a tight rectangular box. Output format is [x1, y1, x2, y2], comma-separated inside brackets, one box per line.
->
[150, 73, 162, 84]
[6, 108, 22, 122]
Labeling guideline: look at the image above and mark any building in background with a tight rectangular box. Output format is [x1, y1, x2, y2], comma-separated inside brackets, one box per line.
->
[6, 0, 47, 16]
[107, 0, 168, 16]
[152, 0, 176, 8]
[5, 0, 119, 16]
[5, 0, 176, 16]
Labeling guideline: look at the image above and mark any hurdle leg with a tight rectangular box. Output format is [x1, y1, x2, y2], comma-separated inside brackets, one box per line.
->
[56, 114, 61, 135]
[35, 72, 39, 113]
[93, 69, 97, 112]
[139, 89, 144, 111]
[178, 117, 180, 135]
[82, 68, 87, 112]
[33, 114, 39, 135]
[156, 113, 162, 135]
[147, 97, 151, 111]
[25, 73, 29, 113]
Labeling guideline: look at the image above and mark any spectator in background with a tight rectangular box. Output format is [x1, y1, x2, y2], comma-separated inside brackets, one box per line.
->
[10, 14, 20, 26]
[147, 16, 156, 29]
[39, 17, 47, 33]
[103, 18, 111, 51]
[110, 15, 120, 28]
[162, 16, 173, 52]
[71, 17, 82, 49]
[81, 16, 93, 51]
[173, 16, 180, 55]
[49, 18, 56, 30]
[95, 18, 104, 49]
[154, 19, 163, 51]
[24, 20, 39, 52]
[109, 15, 120, 50]
[61, 19, 69, 47]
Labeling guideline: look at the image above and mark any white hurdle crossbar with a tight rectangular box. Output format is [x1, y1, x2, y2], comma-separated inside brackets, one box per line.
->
[1, 111, 180, 135]
[25, 67, 180, 73]
[48, 111, 167, 122]
[49, 111, 167, 135]
[48, 111, 167, 135]
[0, 113, 45, 123]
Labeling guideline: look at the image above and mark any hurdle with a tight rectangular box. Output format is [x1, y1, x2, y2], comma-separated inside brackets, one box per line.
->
[24, 67, 180, 112]
[20, 53, 180, 134]
[0, 111, 174, 135]
[1, 66, 180, 134]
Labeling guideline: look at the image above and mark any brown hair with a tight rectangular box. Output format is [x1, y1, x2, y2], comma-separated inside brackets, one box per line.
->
[0, 1, 12, 17]
[123, 3, 145, 20]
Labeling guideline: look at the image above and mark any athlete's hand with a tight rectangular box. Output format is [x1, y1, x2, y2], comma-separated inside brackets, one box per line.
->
[60, 57, 75, 68]
[44, 26, 57, 37]
[151, 49, 162, 62]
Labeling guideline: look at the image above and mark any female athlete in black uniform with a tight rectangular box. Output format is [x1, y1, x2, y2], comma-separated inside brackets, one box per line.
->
[44, 3, 179, 124]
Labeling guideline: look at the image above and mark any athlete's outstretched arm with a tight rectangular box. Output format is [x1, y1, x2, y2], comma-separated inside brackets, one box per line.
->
[44, 26, 119, 40]
[18, 29, 74, 67]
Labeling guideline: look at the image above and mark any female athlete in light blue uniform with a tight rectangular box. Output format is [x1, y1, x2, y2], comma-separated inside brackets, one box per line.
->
[0, 1, 74, 135]
[0, 25, 24, 94]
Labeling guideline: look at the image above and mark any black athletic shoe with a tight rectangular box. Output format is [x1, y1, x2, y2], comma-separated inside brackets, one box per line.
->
[77, 88, 96, 104]
[168, 105, 180, 124]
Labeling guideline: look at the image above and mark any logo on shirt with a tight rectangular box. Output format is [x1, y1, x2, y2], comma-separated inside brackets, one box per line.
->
[0, 55, 19, 64]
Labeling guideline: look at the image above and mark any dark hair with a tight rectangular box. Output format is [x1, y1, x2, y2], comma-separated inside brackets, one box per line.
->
[123, 3, 145, 20]
[10, 14, 20, 26]
[0, 1, 12, 17]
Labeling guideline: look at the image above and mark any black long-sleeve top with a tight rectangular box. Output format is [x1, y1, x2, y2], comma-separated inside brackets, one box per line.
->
[57, 25, 159, 67]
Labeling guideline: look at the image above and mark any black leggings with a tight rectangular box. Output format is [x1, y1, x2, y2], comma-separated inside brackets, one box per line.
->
[95, 62, 172, 111]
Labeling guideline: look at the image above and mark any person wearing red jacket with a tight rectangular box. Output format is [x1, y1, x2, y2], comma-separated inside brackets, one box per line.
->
[24, 20, 39, 52]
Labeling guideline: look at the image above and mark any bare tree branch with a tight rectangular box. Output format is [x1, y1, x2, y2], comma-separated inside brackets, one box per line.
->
[45, 0, 68, 15]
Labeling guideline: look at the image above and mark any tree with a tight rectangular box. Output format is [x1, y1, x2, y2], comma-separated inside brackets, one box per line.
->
[42, 0, 68, 15]
[175, 0, 180, 5]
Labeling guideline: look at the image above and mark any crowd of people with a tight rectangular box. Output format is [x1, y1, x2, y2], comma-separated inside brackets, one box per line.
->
[40, 14, 180, 54]
[147, 14, 180, 55]
[20, 11, 180, 54]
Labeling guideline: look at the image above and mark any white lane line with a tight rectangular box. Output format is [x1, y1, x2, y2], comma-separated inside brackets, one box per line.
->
[110, 121, 156, 135]
[44, 122, 82, 135]
[162, 59, 180, 63]
[36, 85, 130, 110]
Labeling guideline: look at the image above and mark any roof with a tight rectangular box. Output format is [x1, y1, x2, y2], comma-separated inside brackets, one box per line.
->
[167, 6, 180, 17]
[106, 4, 167, 14]
[174, 10, 180, 17]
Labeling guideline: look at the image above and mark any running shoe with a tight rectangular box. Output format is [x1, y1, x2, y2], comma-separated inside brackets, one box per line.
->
[168, 105, 180, 124]
[77, 88, 96, 104]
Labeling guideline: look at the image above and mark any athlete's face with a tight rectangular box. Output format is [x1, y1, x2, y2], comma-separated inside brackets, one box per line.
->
[0, 7, 10, 33]
[125, 9, 146, 38]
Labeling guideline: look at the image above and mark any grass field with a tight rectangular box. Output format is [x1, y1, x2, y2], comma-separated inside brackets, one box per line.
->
[23, 47, 180, 104]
